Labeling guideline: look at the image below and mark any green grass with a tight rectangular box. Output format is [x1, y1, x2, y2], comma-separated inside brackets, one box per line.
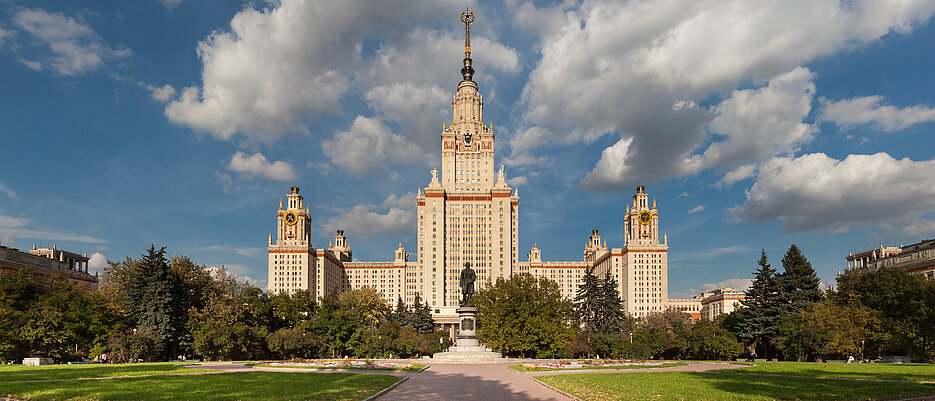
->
[539, 371, 935, 401]
[508, 362, 685, 372]
[250, 362, 427, 371]
[0, 371, 402, 401]
[714, 361, 935, 382]
[0, 363, 216, 382]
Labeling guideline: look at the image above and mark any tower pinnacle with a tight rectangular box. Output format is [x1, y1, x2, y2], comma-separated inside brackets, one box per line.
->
[460, 8, 475, 81]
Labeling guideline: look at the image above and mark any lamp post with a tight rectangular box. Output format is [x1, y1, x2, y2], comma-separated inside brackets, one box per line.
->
[629, 332, 633, 344]
[861, 340, 865, 362]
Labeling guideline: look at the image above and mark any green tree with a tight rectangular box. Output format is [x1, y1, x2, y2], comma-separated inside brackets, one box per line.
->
[733, 249, 780, 357]
[598, 271, 625, 334]
[777, 245, 823, 315]
[573, 266, 601, 333]
[126, 246, 184, 359]
[411, 294, 436, 335]
[267, 328, 320, 359]
[474, 273, 573, 358]
[393, 296, 410, 327]
[339, 287, 388, 328]
[679, 318, 743, 360]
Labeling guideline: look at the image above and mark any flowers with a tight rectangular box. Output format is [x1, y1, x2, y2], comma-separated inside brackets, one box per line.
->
[521, 360, 670, 370]
[261, 360, 416, 370]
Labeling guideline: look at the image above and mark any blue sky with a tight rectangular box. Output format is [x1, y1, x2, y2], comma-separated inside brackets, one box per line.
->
[2, 0, 935, 297]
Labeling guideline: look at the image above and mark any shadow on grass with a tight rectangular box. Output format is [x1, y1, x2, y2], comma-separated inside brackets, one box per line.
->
[0, 371, 400, 401]
[686, 371, 935, 401]
[714, 362, 935, 382]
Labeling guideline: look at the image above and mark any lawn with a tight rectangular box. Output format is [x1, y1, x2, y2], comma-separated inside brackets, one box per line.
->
[538, 371, 935, 401]
[714, 361, 935, 382]
[508, 362, 685, 372]
[0, 371, 402, 401]
[0, 362, 216, 382]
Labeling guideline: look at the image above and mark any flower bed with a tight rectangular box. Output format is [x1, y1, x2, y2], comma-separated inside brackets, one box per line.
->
[257, 360, 420, 371]
[519, 360, 681, 371]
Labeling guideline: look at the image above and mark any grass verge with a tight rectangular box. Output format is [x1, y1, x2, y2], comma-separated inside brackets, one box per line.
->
[0, 371, 402, 401]
[713, 361, 935, 382]
[0, 362, 216, 382]
[509, 362, 686, 372]
[538, 371, 935, 401]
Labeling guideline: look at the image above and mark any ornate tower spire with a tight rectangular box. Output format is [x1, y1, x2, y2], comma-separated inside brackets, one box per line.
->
[460, 8, 475, 81]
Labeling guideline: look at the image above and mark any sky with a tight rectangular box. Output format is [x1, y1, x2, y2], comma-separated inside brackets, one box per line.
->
[1, 0, 935, 297]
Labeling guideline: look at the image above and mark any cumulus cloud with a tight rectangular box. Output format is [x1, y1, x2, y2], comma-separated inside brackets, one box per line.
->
[164, 0, 519, 146]
[687, 278, 754, 296]
[227, 152, 296, 181]
[0, 212, 106, 243]
[687, 205, 705, 214]
[12, 8, 129, 76]
[901, 220, 935, 239]
[717, 164, 757, 188]
[322, 192, 416, 238]
[507, 176, 528, 186]
[684, 67, 817, 176]
[730, 153, 935, 232]
[324, 117, 423, 177]
[515, 0, 935, 189]
[823, 95, 935, 132]
[88, 252, 109, 274]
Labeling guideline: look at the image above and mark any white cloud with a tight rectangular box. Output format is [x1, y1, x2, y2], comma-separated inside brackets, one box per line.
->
[207, 265, 266, 289]
[0, 213, 29, 228]
[88, 252, 108, 274]
[227, 152, 296, 181]
[822, 95, 935, 132]
[507, 176, 528, 186]
[671, 245, 751, 262]
[12, 8, 129, 76]
[164, 0, 507, 145]
[323, 116, 423, 177]
[195, 245, 263, 258]
[0, 182, 17, 199]
[684, 67, 817, 176]
[717, 164, 757, 188]
[687, 205, 705, 214]
[322, 192, 416, 238]
[1, 231, 15, 246]
[730, 153, 935, 232]
[148, 84, 176, 102]
[214, 171, 234, 192]
[159, 0, 183, 10]
[687, 278, 754, 296]
[515, 0, 935, 188]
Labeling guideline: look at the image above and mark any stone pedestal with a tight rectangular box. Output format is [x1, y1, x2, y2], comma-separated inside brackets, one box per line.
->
[23, 358, 53, 366]
[432, 305, 503, 363]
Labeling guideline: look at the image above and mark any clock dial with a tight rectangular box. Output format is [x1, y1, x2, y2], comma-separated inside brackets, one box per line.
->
[284, 211, 298, 225]
[638, 210, 652, 225]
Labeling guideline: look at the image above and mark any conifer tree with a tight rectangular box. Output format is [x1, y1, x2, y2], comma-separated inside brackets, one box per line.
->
[777, 244, 823, 314]
[393, 296, 410, 326]
[573, 266, 601, 332]
[598, 271, 625, 334]
[127, 245, 183, 359]
[735, 250, 779, 355]
[407, 293, 435, 335]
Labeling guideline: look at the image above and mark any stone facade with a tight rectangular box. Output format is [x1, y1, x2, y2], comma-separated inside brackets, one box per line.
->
[0, 244, 98, 289]
[845, 239, 935, 279]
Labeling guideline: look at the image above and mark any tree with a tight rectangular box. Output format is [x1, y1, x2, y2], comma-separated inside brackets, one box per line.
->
[474, 273, 573, 358]
[776, 245, 823, 315]
[733, 249, 780, 357]
[339, 287, 388, 328]
[393, 296, 411, 327]
[598, 271, 625, 334]
[679, 318, 743, 361]
[411, 295, 436, 335]
[126, 246, 184, 359]
[268, 328, 321, 359]
[573, 266, 601, 332]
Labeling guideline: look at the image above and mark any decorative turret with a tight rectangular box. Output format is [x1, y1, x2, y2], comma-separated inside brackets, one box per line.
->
[460, 8, 475, 82]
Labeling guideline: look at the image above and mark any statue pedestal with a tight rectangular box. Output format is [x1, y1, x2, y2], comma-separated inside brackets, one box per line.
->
[432, 305, 503, 363]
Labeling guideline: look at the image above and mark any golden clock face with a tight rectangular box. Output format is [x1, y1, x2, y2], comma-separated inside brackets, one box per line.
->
[284, 211, 298, 226]
[638, 210, 652, 225]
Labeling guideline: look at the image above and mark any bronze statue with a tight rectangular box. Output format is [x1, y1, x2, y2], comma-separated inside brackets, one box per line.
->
[459, 261, 476, 306]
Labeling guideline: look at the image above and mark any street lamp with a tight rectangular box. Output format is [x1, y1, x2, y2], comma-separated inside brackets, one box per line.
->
[861, 340, 865, 362]
[629, 332, 633, 344]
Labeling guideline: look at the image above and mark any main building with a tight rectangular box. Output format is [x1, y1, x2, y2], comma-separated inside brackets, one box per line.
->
[267, 12, 681, 326]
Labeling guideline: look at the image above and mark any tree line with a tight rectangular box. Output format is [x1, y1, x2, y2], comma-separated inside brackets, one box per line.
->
[3, 243, 932, 363]
[0, 246, 447, 363]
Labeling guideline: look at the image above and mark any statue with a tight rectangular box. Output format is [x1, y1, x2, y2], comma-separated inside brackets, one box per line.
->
[459, 262, 476, 307]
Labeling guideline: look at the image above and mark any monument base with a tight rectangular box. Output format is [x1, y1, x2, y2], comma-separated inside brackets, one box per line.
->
[431, 305, 503, 363]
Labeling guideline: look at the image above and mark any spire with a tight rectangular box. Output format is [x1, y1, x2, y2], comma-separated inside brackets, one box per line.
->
[460, 8, 475, 81]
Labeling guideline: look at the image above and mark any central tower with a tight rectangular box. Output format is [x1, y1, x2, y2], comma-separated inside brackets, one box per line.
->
[416, 9, 519, 309]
